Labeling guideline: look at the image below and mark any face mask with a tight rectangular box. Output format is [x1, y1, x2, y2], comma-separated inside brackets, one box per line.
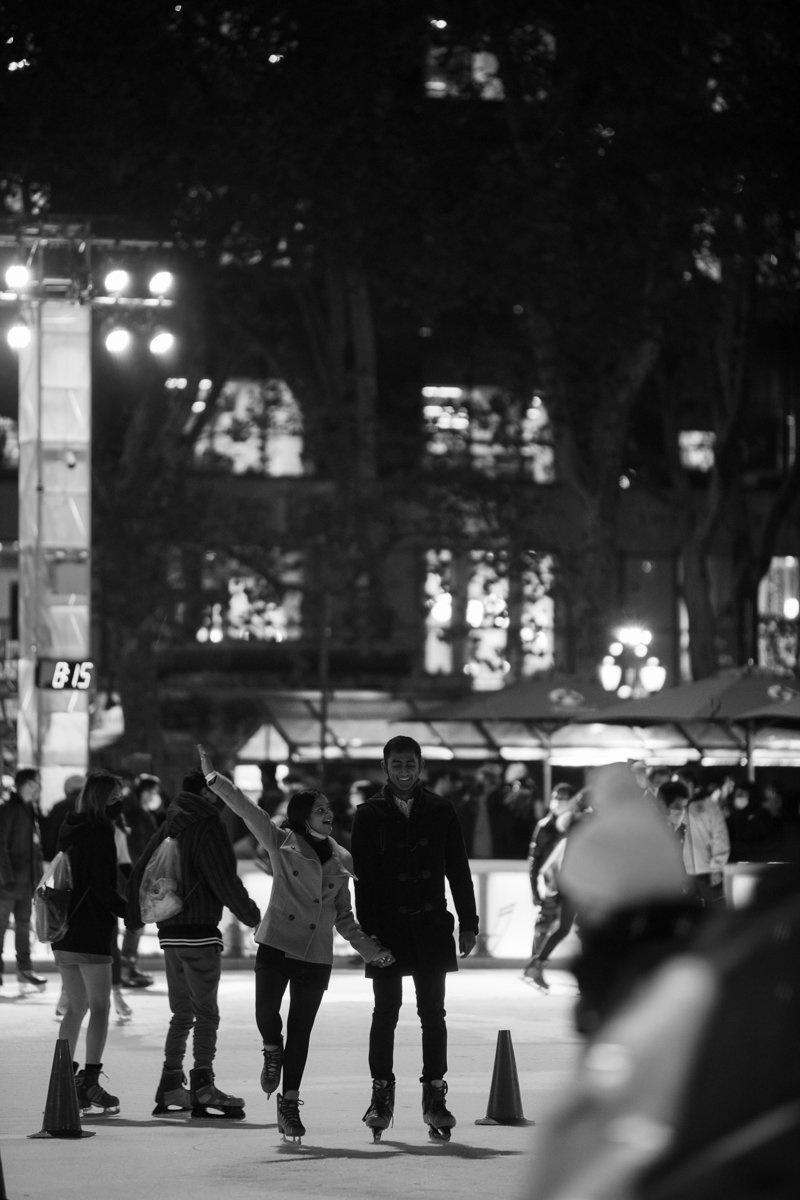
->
[106, 800, 123, 820]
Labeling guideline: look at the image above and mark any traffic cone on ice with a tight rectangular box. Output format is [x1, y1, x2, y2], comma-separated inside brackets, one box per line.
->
[475, 1029, 534, 1126]
[29, 1038, 94, 1139]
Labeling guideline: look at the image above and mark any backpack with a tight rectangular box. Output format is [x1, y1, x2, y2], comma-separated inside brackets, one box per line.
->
[139, 835, 184, 923]
[34, 851, 75, 944]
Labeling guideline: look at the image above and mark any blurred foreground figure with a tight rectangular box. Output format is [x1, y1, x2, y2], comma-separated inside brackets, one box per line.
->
[527, 762, 800, 1200]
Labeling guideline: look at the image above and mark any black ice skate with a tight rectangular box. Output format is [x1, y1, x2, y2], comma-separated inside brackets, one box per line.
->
[260, 1038, 283, 1097]
[422, 1080, 456, 1142]
[277, 1093, 305, 1143]
[120, 958, 154, 988]
[17, 968, 47, 996]
[153, 1067, 191, 1116]
[76, 1065, 120, 1115]
[363, 1077, 395, 1142]
[189, 1067, 245, 1120]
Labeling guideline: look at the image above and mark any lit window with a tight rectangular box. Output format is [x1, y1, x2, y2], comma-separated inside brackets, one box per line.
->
[425, 46, 504, 100]
[679, 430, 716, 472]
[195, 550, 303, 644]
[0, 416, 20, 468]
[424, 548, 554, 683]
[758, 556, 800, 670]
[423, 386, 554, 481]
[193, 378, 304, 476]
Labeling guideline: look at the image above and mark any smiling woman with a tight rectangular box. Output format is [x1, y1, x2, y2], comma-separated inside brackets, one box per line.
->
[196, 745, 395, 1144]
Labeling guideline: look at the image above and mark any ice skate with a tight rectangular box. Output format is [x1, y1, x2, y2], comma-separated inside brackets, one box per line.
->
[277, 1093, 305, 1143]
[189, 1067, 245, 1120]
[422, 1080, 456, 1141]
[112, 985, 133, 1024]
[522, 961, 549, 992]
[17, 968, 47, 996]
[261, 1038, 283, 1097]
[153, 1067, 191, 1116]
[76, 1066, 120, 1115]
[120, 957, 153, 988]
[363, 1077, 395, 1142]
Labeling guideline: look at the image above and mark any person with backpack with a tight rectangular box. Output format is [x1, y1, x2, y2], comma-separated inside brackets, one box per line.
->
[198, 745, 395, 1144]
[125, 768, 261, 1120]
[52, 770, 129, 1113]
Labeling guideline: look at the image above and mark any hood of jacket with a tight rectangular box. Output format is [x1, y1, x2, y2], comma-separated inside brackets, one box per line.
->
[59, 810, 109, 850]
[162, 789, 221, 837]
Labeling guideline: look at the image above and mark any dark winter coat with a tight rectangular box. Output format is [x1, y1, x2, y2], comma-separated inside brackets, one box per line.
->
[0, 793, 43, 896]
[351, 783, 479, 977]
[527, 813, 564, 900]
[54, 813, 127, 956]
[125, 789, 260, 947]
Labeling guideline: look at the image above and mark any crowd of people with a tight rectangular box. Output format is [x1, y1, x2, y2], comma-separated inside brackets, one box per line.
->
[1, 746, 798, 1150]
[0, 736, 480, 1143]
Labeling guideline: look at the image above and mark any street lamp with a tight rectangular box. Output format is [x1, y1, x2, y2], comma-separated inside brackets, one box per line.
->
[599, 625, 667, 698]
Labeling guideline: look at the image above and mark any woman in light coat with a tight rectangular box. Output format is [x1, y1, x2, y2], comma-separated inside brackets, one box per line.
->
[198, 746, 393, 1141]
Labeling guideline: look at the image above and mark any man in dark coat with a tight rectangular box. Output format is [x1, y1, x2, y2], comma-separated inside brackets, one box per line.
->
[0, 767, 46, 992]
[351, 735, 478, 1137]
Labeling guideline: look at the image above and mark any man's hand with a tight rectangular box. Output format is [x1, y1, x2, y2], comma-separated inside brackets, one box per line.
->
[459, 929, 477, 958]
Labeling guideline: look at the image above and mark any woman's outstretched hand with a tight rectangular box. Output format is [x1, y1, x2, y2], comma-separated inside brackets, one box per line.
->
[197, 744, 213, 776]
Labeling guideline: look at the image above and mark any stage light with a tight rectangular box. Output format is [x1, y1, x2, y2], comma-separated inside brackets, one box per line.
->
[149, 329, 175, 355]
[104, 268, 131, 295]
[105, 325, 132, 354]
[148, 270, 174, 297]
[5, 264, 30, 290]
[7, 319, 31, 350]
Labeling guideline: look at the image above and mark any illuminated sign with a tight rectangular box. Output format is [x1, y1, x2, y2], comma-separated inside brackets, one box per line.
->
[36, 659, 95, 691]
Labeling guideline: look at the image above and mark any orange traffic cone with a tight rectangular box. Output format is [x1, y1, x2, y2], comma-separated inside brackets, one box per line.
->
[29, 1038, 95, 1139]
[475, 1029, 534, 1126]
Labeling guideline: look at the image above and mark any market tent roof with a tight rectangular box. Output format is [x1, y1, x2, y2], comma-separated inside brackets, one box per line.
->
[581, 666, 800, 724]
[229, 685, 800, 772]
[433, 673, 617, 722]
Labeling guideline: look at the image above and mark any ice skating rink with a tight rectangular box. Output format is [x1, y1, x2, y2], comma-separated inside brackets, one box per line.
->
[0, 962, 581, 1200]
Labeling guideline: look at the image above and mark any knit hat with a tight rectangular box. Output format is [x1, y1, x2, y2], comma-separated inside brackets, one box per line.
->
[560, 763, 686, 924]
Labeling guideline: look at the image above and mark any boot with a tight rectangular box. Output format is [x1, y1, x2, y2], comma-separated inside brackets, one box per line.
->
[260, 1038, 283, 1097]
[153, 1066, 191, 1116]
[189, 1067, 245, 1120]
[421, 1079, 455, 1141]
[77, 1063, 120, 1114]
[277, 1092, 305, 1143]
[363, 1077, 395, 1142]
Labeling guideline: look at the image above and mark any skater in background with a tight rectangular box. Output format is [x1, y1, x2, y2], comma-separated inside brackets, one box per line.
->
[52, 770, 128, 1114]
[523, 786, 588, 992]
[119, 772, 165, 987]
[0, 767, 48, 995]
[199, 745, 394, 1143]
[350, 735, 479, 1142]
[126, 768, 261, 1120]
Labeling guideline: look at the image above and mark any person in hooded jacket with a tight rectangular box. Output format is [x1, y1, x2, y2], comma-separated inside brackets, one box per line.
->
[53, 769, 128, 1114]
[198, 744, 394, 1143]
[126, 768, 261, 1120]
